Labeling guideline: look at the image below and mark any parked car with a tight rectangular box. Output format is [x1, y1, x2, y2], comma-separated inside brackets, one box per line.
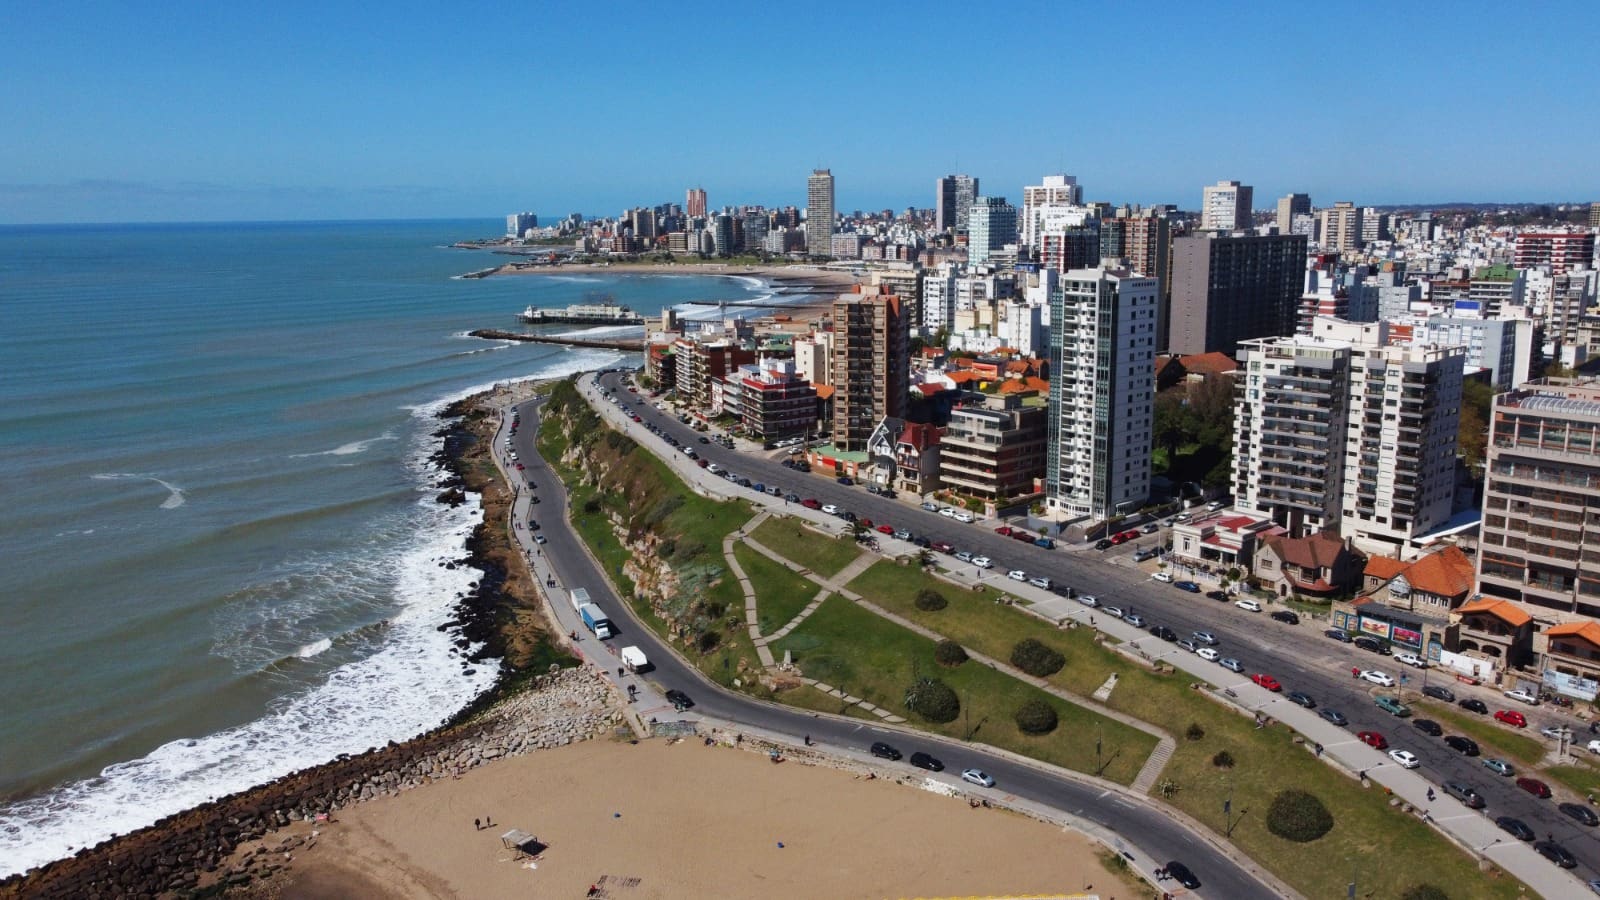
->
[1495, 709, 1528, 728]
[1483, 758, 1515, 777]
[939, 507, 956, 518]
[1422, 684, 1456, 703]
[971, 556, 993, 569]
[1353, 635, 1390, 655]
[952, 511, 975, 523]
[800, 497, 822, 510]
[1540, 725, 1568, 740]
[1164, 861, 1201, 890]
[1324, 628, 1354, 643]
[1251, 673, 1283, 692]
[1497, 816, 1536, 842]
[1445, 735, 1481, 756]
[954, 550, 974, 562]
[1560, 802, 1600, 826]
[1360, 670, 1396, 687]
[1196, 647, 1220, 662]
[1094, 538, 1115, 550]
[1375, 695, 1412, 717]
[1123, 612, 1146, 628]
[1219, 657, 1244, 673]
[1443, 781, 1486, 809]
[1176, 638, 1199, 653]
[1357, 730, 1389, 750]
[1192, 630, 1218, 645]
[932, 541, 955, 553]
[665, 689, 694, 709]
[1394, 652, 1429, 669]
[1007, 569, 1027, 581]
[1033, 537, 1056, 549]
[921, 501, 939, 511]
[1504, 688, 1541, 706]
[1288, 691, 1316, 709]
[1205, 590, 1229, 602]
[1235, 598, 1262, 612]
[870, 741, 902, 761]
[1174, 580, 1201, 593]
[1151, 571, 1174, 583]
[1534, 840, 1577, 868]
[908, 751, 944, 771]
[1413, 719, 1443, 736]
[1077, 594, 1099, 608]
[1270, 610, 1300, 624]
[961, 768, 995, 788]
[1458, 698, 1489, 714]
[1028, 576, 1052, 589]
[1516, 776, 1552, 798]
[1151, 625, 1179, 642]
[821, 503, 840, 515]
[836, 476, 854, 486]
[1101, 605, 1124, 619]
[1320, 708, 1349, 726]
[1389, 749, 1420, 769]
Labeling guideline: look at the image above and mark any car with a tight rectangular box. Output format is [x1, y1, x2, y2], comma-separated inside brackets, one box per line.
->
[1497, 816, 1536, 842]
[1413, 719, 1442, 736]
[696, 458, 710, 468]
[1394, 652, 1428, 669]
[893, 528, 912, 540]
[784, 492, 801, 502]
[1483, 758, 1515, 777]
[1205, 590, 1228, 602]
[1218, 657, 1244, 673]
[1357, 730, 1388, 750]
[1094, 538, 1115, 550]
[1123, 612, 1146, 628]
[913, 536, 932, 548]
[961, 768, 995, 788]
[921, 501, 939, 512]
[1235, 599, 1262, 612]
[932, 541, 955, 553]
[1142, 523, 1160, 534]
[1494, 709, 1527, 728]
[994, 525, 1013, 536]
[1443, 781, 1486, 809]
[836, 476, 854, 486]
[1007, 569, 1027, 581]
[1516, 776, 1552, 798]
[665, 689, 694, 709]
[1033, 537, 1057, 549]
[1320, 708, 1349, 726]
[1270, 610, 1300, 625]
[1196, 647, 1220, 662]
[952, 511, 975, 523]
[1360, 670, 1396, 687]
[1251, 673, 1283, 692]
[1164, 860, 1201, 890]
[1353, 635, 1390, 655]
[1151, 625, 1179, 642]
[971, 556, 993, 569]
[1534, 840, 1577, 868]
[1192, 630, 1218, 645]
[1151, 571, 1174, 583]
[1176, 638, 1199, 653]
[1422, 684, 1456, 703]
[869, 741, 902, 761]
[752, 483, 766, 494]
[1504, 688, 1541, 706]
[876, 524, 895, 535]
[1027, 576, 1052, 589]
[939, 506, 956, 518]
[1324, 628, 1354, 643]
[1444, 735, 1480, 756]
[1458, 698, 1489, 714]
[801, 498, 821, 509]
[1560, 802, 1600, 826]
[1120, 529, 1141, 541]
[1389, 749, 1420, 769]
[1539, 724, 1567, 740]
[1174, 580, 1201, 593]
[821, 503, 840, 515]
[1110, 532, 1129, 546]
[533, 534, 548, 545]
[1102, 605, 1125, 619]
[698, 435, 710, 444]
[908, 751, 944, 772]
[1131, 547, 1159, 562]
[1288, 691, 1316, 708]
[865, 484, 882, 495]
[954, 550, 974, 562]
[1375, 695, 1412, 717]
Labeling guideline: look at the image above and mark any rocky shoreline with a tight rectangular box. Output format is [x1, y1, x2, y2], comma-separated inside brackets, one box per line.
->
[0, 386, 595, 899]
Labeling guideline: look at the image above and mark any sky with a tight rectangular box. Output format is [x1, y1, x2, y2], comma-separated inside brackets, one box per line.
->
[2, 0, 1598, 224]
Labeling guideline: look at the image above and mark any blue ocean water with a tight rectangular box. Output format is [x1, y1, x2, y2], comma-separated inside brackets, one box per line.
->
[0, 220, 778, 875]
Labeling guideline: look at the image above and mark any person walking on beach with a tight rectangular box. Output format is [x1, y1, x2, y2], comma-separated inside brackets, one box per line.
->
[474, 817, 480, 831]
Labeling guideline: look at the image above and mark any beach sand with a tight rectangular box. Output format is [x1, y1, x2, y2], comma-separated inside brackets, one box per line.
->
[257, 738, 1127, 899]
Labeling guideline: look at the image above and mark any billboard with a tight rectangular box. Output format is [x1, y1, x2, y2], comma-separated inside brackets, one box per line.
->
[1542, 669, 1600, 702]
[1390, 625, 1423, 648]
[1358, 617, 1392, 639]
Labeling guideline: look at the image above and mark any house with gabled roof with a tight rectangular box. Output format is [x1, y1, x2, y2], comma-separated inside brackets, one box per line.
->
[1253, 530, 1365, 600]
[1336, 546, 1477, 661]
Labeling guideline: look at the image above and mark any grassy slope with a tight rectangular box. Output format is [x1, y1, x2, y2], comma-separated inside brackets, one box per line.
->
[749, 516, 862, 578]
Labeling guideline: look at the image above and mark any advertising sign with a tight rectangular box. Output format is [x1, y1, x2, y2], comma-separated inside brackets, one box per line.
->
[1358, 617, 1392, 639]
[1390, 625, 1423, 648]
[1542, 669, 1600, 702]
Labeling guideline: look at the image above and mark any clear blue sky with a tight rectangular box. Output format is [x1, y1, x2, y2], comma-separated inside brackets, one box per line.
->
[3, 1, 1597, 224]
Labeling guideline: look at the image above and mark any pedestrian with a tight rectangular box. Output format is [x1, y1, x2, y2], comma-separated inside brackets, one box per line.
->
[1427, 787, 1435, 801]
[474, 817, 480, 831]
[1314, 742, 1323, 758]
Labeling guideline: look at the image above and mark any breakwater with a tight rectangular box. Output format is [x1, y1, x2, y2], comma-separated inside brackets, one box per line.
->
[470, 329, 644, 352]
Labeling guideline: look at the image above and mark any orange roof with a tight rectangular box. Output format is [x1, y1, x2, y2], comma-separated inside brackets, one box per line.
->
[1365, 557, 1409, 580]
[1403, 546, 1475, 597]
[1024, 376, 1050, 392]
[1179, 352, 1239, 377]
[1262, 530, 1351, 570]
[1456, 597, 1532, 627]
[948, 371, 978, 384]
[1547, 620, 1600, 647]
[916, 383, 946, 396]
[1005, 360, 1029, 374]
[814, 384, 835, 400]
[999, 379, 1030, 394]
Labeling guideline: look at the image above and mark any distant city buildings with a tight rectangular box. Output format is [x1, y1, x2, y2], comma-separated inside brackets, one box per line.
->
[1318, 202, 1364, 254]
[506, 212, 538, 238]
[935, 174, 980, 234]
[1021, 174, 1083, 251]
[1276, 194, 1310, 235]
[1514, 231, 1596, 275]
[1201, 180, 1252, 231]
[1168, 232, 1307, 356]
[686, 187, 707, 219]
[967, 197, 1017, 266]
[806, 169, 835, 258]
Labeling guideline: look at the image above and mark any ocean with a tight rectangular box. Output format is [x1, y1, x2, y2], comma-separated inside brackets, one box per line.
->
[0, 220, 786, 875]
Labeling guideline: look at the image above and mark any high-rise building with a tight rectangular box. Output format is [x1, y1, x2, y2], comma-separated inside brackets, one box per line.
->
[506, 212, 539, 238]
[1590, 203, 1600, 229]
[733, 357, 817, 441]
[711, 214, 735, 257]
[934, 174, 980, 233]
[830, 286, 909, 451]
[967, 197, 1017, 266]
[1201, 180, 1253, 231]
[792, 331, 834, 387]
[1515, 232, 1596, 275]
[806, 169, 835, 258]
[1361, 208, 1391, 244]
[1102, 212, 1173, 351]
[1318, 202, 1364, 254]
[1233, 319, 1462, 555]
[1021, 174, 1083, 250]
[1037, 221, 1100, 273]
[686, 187, 707, 219]
[1463, 264, 1526, 319]
[1045, 267, 1158, 519]
[1276, 194, 1310, 234]
[1168, 232, 1308, 356]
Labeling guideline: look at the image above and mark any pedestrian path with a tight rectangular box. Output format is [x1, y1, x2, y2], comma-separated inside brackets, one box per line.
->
[722, 511, 776, 668]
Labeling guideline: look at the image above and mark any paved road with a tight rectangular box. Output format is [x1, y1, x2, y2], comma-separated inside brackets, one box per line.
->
[594, 370, 1599, 894]
[507, 382, 1286, 900]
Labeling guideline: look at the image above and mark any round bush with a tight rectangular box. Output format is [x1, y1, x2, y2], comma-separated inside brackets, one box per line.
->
[1212, 750, 1235, 769]
[1400, 886, 1449, 900]
[1265, 789, 1334, 843]
[1010, 638, 1066, 677]
[1014, 698, 1059, 735]
[934, 639, 968, 667]
[1185, 722, 1206, 741]
[915, 588, 949, 611]
[904, 677, 960, 723]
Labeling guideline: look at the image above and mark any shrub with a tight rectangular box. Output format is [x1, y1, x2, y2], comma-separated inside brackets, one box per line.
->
[695, 630, 722, 654]
[1010, 638, 1066, 677]
[1212, 750, 1235, 769]
[904, 677, 960, 723]
[1265, 789, 1334, 843]
[934, 639, 968, 667]
[1014, 698, 1059, 735]
[1185, 722, 1206, 741]
[1400, 886, 1449, 900]
[915, 588, 949, 611]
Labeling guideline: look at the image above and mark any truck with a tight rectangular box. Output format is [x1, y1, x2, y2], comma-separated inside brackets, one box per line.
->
[620, 646, 649, 672]
[578, 603, 614, 639]
[569, 587, 591, 611]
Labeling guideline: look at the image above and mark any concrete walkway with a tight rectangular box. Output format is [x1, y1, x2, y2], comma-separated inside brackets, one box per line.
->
[723, 511, 776, 667]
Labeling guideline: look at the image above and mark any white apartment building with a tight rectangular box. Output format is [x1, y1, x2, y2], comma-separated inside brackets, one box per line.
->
[792, 331, 834, 387]
[1021, 174, 1083, 250]
[1407, 315, 1533, 391]
[1233, 318, 1464, 558]
[1046, 267, 1158, 519]
[1201, 180, 1252, 232]
[968, 197, 1017, 266]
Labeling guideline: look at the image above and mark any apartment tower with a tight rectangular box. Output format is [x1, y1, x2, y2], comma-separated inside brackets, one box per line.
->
[1318, 202, 1364, 254]
[685, 187, 707, 219]
[1201, 180, 1253, 231]
[806, 169, 835, 258]
[1276, 194, 1311, 234]
[830, 286, 909, 451]
[967, 196, 1017, 266]
[1168, 232, 1308, 356]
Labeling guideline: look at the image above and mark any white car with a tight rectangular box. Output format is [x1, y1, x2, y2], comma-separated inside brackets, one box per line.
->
[1102, 606, 1124, 619]
[1503, 688, 1541, 706]
[1196, 647, 1220, 662]
[961, 768, 995, 788]
[1151, 572, 1174, 583]
[1007, 570, 1027, 581]
[1028, 576, 1052, 589]
[1235, 599, 1262, 612]
[1394, 652, 1429, 669]
[533, 534, 547, 545]
[821, 504, 841, 515]
[972, 556, 993, 569]
[939, 507, 956, 518]
[1587, 739, 1600, 755]
[1360, 670, 1397, 687]
[1388, 749, 1420, 769]
[953, 510, 975, 523]
[1078, 594, 1098, 607]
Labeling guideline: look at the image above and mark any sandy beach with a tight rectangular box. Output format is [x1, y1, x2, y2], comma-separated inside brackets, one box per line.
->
[251, 738, 1130, 900]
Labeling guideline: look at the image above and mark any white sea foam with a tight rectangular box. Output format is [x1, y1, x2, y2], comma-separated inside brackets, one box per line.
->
[288, 432, 397, 458]
[552, 324, 645, 339]
[90, 473, 187, 509]
[295, 637, 333, 658]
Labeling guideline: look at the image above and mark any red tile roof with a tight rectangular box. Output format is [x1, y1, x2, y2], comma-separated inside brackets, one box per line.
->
[1547, 620, 1600, 648]
[1365, 557, 1410, 580]
[1403, 546, 1475, 598]
[1456, 597, 1532, 627]
[814, 384, 835, 400]
[1262, 530, 1351, 570]
[1024, 376, 1050, 392]
[898, 422, 941, 450]
[1178, 352, 1239, 377]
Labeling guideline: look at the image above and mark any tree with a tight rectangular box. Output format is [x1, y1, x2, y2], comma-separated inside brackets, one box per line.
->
[1010, 638, 1066, 677]
[1399, 885, 1450, 900]
[934, 639, 968, 667]
[1265, 789, 1334, 842]
[1458, 378, 1495, 473]
[1013, 698, 1059, 735]
[915, 588, 948, 611]
[904, 676, 960, 723]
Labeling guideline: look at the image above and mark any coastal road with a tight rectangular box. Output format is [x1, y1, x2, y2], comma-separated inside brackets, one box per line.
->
[591, 370, 1600, 895]
[507, 380, 1289, 899]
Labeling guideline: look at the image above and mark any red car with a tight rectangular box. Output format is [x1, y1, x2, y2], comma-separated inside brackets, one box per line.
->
[801, 498, 821, 509]
[859, 519, 874, 530]
[1251, 673, 1283, 692]
[1011, 530, 1035, 542]
[1516, 777, 1552, 798]
[876, 524, 894, 534]
[933, 541, 955, 553]
[1110, 532, 1128, 545]
[1357, 730, 1388, 750]
[995, 526, 1013, 536]
[697, 458, 709, 468]
[1494, 709, 1527, 728]
[1120, 529, 1141, 541]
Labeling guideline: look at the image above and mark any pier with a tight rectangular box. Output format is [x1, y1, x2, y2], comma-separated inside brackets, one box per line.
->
[469, 329, 644, 352]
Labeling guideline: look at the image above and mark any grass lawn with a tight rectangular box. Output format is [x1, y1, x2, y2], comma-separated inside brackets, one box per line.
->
[847, 562, 1527, 900]
[1413, 702, 1549, 765]
[750, 516, 861, 578]
[734, 542, 819, 635]
[1543, 762, 1600, 799]
[772, 595, 1153, 787]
